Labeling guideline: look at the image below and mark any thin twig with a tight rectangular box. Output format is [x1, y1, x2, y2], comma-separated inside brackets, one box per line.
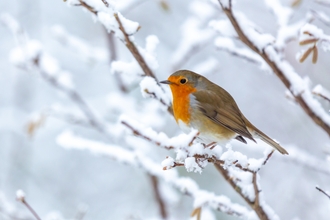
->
[121, 121, 174, 149]
[36, 63, 106, 135]
[150, 175, 168, 219]
[113, 13, 157, 79]
[101, 0, 109, 7]
[21, 201, 41, 220]
[316, 186, 330, 199]
[105, 29, 128, 92]
[78, 1, 157, 79]
[313, 91, 330, 103]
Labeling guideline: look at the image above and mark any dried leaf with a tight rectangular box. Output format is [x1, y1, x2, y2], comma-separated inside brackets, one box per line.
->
[299, 47, 314, 63]
[299, 38, 318, 46]
[312, 46, 318, 64]
[26, 115, 46, 138]
[303, 31, 313, 36]
[291, 0, 302, 7]
[191, 207, 201, 220]
[160, 0, 170, 12]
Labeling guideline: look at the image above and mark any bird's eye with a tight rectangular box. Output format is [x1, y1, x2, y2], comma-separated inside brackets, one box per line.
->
[180, 78, 187, 84]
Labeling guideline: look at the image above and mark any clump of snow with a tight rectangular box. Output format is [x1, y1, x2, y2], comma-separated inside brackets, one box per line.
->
[220, 149, 248, 169]
[233, 11, 275, 51]
[209, 19, 237, 37]
[161, 157, 175, 170]
[185, 157, 202, 173]
[313, 85, 330, 101]
[16, 190, 25, 202]
[9, 40, 42, 67]
[264, 0, 292, 27]
[117, 12, 140, 35]
[189, 0, 217, 22]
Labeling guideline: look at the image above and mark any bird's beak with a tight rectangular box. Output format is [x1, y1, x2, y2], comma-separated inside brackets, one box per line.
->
[160, 80, 173, 85]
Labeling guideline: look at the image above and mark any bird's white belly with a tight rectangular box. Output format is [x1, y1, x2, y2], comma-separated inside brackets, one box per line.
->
[178, 119, 234, 147]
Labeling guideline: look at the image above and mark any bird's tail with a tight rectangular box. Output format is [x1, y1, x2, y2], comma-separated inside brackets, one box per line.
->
[253, 128, 288, 155]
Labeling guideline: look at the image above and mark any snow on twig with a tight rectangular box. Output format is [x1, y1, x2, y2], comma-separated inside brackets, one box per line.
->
[56, 130, 255, 218]
[16, 190, 41, 220]
[313, 85, 330, 103]
[69, 0, 158, 80]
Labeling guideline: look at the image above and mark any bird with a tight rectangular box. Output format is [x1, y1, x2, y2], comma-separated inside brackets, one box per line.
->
[160, 70, 288, 155]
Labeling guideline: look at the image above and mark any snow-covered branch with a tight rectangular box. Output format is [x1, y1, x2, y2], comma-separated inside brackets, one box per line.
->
[215, 149, 278, 220]
[1, 14, 115, 138]
[218, 0, 330, 137]
[56, 130, 255, 218]
[70, 0, 157, 79]
[121, 115, 279, 219]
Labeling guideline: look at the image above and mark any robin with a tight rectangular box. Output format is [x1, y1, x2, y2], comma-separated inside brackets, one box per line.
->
[160, 70, 288, 155]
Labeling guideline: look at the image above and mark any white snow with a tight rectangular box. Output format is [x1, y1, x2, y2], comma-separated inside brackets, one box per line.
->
[234, 11, 275, 51]
[209, 19, 237, 37]
[161, 157, 175, 170]
[16, 190, 25, 202]
[185, 157, 202, 173]
[313, 84, 330, 101]
[264, 0, 292, 27]
[9, 40, 42, 67]
[57, 130, 137, 165]
[140, 76, 170, 106]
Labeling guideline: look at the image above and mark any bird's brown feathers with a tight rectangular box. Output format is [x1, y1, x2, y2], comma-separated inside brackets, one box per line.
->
[192, 90, 256, 143]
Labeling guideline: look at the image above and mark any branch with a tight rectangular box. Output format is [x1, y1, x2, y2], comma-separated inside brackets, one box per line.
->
[16, 190, 41, 220]
[113, 13, 156, 79]
[104, 29, 128, 92]
[76, 0, 157, 80]
[121, 114, 277, 219]
[57, 131, 254, 218]
[313, 85, 330, 103]
[149, 175, 168, 219]
[316, 186, 330, 199]
[218, 0, 330, 136]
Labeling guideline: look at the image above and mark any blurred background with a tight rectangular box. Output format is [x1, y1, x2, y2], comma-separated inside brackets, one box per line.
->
[1, 0, 330, 219]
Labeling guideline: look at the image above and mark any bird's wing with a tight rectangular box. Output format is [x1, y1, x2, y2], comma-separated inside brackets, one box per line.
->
[192, 90, 255, 142]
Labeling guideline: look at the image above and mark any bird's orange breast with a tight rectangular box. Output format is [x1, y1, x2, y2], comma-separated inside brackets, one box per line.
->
[169, 83, 196, 125]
